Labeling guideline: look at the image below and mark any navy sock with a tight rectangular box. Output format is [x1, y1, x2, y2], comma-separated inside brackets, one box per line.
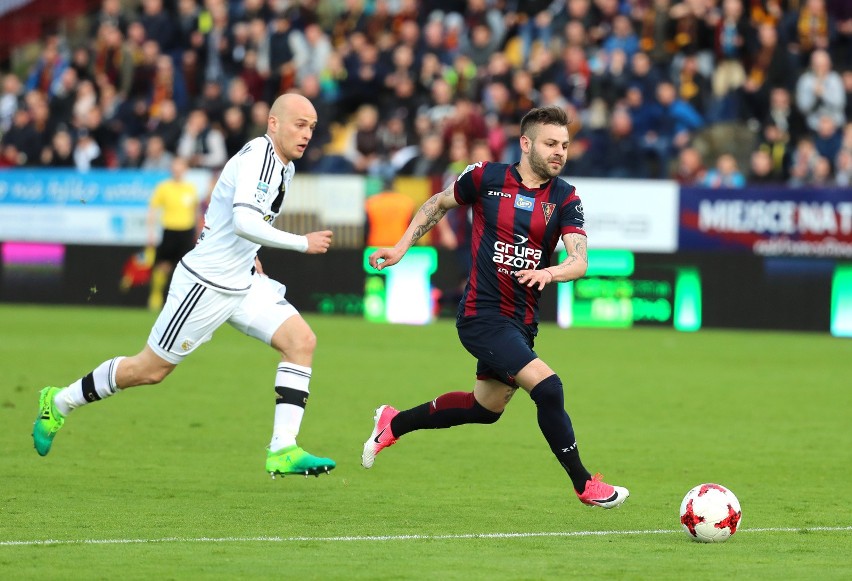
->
[529, 375, 592, 492]
[390, 391, 501, 437]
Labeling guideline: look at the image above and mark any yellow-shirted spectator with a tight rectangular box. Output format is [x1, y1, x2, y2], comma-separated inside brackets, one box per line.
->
[147, 157, 200, 311]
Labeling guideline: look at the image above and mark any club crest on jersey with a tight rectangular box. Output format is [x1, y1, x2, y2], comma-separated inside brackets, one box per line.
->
[255, 181, 271, 203]
[541, 202, 556, 224]
[514, 194, 534, 211]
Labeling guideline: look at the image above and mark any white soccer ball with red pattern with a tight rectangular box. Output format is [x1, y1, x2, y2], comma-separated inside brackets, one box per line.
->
[679, 483, 742, 543]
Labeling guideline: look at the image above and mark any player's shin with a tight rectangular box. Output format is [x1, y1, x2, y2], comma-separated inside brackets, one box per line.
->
[390, 391, 501, 437]
[54, 356, 125, 415]
[269, 362, 311, 451]
[529, 374, 592, 492]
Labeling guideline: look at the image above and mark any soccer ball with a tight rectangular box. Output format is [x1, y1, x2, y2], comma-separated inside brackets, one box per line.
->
[679, 483, 742, 543]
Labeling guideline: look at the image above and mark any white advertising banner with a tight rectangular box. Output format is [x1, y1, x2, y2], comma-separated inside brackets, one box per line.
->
[286, 175, 366, 225]
[566, 178, 680, 253]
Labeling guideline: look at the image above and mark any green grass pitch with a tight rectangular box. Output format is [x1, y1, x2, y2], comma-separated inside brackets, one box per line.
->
[1, 304, 850, 580]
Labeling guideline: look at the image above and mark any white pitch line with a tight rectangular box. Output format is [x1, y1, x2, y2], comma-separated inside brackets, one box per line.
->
[0, 526, 850, 547]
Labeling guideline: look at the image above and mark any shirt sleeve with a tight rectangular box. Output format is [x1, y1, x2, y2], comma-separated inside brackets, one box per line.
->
[149, 184, 164, 209]
[453, 161, 487, 205]
[232, 139, 276, 216]
[233, 207, 309, 252]
[560, 187, 586, 236]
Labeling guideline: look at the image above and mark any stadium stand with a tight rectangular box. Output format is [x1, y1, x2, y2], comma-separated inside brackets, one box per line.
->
[0, 0, 850, 186]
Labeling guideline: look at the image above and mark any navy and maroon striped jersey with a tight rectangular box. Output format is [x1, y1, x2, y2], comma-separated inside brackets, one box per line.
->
[453, 161, 586, 324]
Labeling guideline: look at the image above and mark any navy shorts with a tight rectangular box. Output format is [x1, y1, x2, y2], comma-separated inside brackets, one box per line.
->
[456, 316, 539, 387]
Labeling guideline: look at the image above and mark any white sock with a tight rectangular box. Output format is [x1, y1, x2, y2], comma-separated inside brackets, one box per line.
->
[269, 363, 311, 451]
[54, 357, 124, 416]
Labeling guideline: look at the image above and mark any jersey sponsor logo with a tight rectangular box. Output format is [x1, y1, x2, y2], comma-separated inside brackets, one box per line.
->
[514, 195, 534, 211]
[487, 190, 511, 198]
[457, 161, 483, 180]
[575, 202, 584, 218]
[542, 202, 556, 225]
[492, 234, 543, 271]
[255, 181, 271, 204]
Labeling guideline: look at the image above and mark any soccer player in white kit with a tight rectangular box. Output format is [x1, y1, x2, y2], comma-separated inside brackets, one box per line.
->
[33, 93, 337, 477]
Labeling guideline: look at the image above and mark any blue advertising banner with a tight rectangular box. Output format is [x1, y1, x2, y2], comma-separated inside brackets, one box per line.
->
[0, 169, 168, 245]
[679, 187, 852, 258]
[0, 169, 220, 246]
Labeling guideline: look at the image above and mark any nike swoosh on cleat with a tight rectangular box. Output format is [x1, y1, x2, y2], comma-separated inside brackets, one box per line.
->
[596, 492, 619, 503]
[373, 428, 387, 444]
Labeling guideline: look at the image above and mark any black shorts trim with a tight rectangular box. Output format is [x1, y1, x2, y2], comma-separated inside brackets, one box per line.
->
[178, 260, 252, 293]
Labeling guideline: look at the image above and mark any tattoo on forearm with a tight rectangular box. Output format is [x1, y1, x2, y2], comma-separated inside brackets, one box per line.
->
[409, 193, 448, 245]
[554, 235, 589, 279]
[574, 237, 588, 262]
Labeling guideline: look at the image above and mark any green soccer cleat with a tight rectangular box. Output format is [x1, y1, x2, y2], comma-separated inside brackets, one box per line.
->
[266, 445, 336, 478]
[33, 387, 65, 456]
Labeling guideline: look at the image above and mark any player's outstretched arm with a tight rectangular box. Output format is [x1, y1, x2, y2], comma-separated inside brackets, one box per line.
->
[369, 185, 459, 271]
[233, 207, 311, 252]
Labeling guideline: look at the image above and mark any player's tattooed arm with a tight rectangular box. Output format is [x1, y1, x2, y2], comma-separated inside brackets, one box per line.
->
[409, 185, 458, 246]
[549, 233, 589, 283]
[368, 184, 459, 271]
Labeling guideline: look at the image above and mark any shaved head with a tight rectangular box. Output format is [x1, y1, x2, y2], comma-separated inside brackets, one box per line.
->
[270, 93, 316, 119]
[266, 93, 318, 163]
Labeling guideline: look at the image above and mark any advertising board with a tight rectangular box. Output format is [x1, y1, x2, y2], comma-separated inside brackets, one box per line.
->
[680, 187, 852, 258]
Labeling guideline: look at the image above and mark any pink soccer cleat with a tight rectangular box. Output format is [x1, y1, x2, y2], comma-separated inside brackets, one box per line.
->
[576, 473, 630, 509]
[361, 405, 399, 468]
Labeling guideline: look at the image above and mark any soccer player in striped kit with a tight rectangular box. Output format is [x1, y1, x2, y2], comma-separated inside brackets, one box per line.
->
[362, 106, 629, 508]
[33, 93, 337, 478]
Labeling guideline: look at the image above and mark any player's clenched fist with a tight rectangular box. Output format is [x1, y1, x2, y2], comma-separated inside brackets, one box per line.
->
[305, 230, 333, 253]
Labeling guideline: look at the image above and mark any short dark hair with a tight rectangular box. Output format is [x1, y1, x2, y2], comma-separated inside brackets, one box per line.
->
[520, 106, 570, 139]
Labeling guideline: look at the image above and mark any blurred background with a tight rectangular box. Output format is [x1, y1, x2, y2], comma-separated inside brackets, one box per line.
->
[0, 0, 850, 335]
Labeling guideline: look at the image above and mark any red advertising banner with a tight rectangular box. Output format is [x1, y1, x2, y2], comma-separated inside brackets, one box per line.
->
[679, 187, 852, 258]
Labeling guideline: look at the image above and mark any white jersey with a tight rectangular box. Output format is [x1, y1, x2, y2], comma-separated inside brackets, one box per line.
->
[181, 135, 295, 292]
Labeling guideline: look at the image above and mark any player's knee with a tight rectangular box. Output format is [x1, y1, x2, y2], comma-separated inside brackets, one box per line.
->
[472, 400, 503, 424]
[529, 374, 564, 408]
[274, 325, 316, 360]
[301, 327, 317, 354]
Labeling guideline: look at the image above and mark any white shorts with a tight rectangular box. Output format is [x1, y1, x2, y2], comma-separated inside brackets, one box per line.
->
[148, 263, 299, 364]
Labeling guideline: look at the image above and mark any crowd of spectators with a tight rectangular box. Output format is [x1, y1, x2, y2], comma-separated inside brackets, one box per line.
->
[1, 0, 851, 188]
